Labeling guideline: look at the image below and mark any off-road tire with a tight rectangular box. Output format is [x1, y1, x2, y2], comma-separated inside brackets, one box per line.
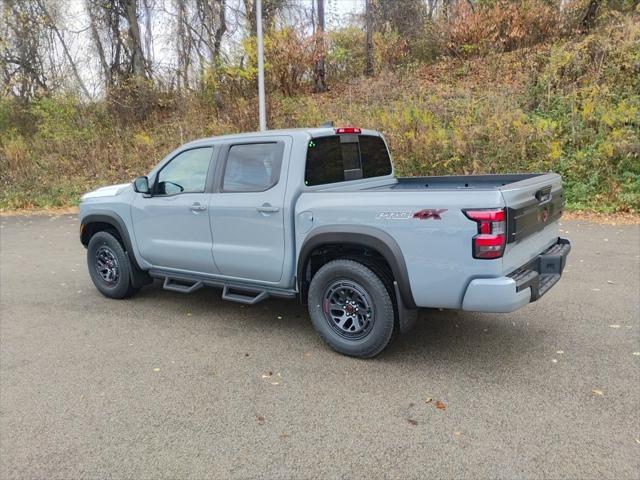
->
[87, 231, 139, 299]
[307, 259, 396, 358]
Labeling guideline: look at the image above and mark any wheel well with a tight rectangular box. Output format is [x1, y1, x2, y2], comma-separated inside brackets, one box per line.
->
[81, 221, 123, 248]
[299, 243, 395, 304]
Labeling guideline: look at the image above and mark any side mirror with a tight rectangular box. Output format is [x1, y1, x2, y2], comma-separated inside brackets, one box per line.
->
[133, 176, 150, 194]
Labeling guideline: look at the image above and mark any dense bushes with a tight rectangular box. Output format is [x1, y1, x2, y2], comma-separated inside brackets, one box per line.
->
[0, 6, 638, 212]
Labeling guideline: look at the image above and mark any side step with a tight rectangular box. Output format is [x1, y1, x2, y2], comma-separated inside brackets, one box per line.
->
[163, 277, 203, 294]
[222, 285, 269, 305]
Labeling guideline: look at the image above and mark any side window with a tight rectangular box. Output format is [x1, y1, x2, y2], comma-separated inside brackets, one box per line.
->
[156, 147, 213, 195]
[222, 143, 283, 192]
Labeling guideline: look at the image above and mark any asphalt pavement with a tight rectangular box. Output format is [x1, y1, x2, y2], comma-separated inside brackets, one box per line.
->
[1, 215, 639, 479]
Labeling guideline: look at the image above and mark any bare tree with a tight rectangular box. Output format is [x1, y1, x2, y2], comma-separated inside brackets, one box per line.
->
[312, 0, 326, 92]
[242, 0, 287, 36]
[123, 0, 147, 78]
[364, 0, 374, 77]
[1, 1, 49, 100]
[174, 0, 192, 91]
[85, 0, 149, 91]
[169, 0, 227, 90]
[35, 0, 91, 98]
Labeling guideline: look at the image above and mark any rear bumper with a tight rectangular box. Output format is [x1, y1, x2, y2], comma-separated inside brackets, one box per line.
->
[462, 237, 571, 313]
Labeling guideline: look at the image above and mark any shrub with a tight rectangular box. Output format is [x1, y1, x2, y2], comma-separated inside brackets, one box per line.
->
[443, 0, 562, 57]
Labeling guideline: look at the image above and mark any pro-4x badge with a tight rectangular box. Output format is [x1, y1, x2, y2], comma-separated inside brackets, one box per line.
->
[375, 209, 448, 220]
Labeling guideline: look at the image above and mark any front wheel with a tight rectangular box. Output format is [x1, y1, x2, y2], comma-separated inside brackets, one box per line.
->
[87, 231, 139, 299]
[307, 259, 396, 358]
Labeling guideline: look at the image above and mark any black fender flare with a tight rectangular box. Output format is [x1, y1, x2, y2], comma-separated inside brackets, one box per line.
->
[297, 225, 417, 309]
[81, 212, 151, 288]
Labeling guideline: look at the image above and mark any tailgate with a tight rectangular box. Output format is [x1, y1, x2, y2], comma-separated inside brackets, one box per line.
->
[500, 173, 565, 274]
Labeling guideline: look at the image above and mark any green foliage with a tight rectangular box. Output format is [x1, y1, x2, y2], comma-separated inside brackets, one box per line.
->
[326, 27, 366, 83]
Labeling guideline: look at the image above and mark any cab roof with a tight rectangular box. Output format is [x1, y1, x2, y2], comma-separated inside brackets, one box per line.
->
[181, 127, 382, 148]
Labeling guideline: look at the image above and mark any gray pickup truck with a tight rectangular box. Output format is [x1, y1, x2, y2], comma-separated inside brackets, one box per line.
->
[79, 126, 570, 357]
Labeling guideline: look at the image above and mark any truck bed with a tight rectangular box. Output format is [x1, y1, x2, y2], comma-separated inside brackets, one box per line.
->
[370, 174, 543, 191]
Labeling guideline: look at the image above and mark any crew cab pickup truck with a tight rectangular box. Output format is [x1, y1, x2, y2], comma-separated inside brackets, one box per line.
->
[79, 126, 570, 357]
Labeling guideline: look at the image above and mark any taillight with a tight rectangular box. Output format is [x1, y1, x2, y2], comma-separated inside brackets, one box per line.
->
[463, 208, 506, 259]
[335, 127, 361, 134]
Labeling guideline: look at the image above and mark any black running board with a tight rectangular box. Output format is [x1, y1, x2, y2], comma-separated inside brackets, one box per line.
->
[150, 269, 295, 304]
[222, 286, 269, 305]
[163, 277, 203, 294]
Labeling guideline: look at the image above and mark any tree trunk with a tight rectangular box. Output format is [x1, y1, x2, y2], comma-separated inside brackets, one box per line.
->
[580, 0, 600, 32]
[243, 0, 257, 36]
[313, 0, 326, 92]
[175, 0, 190, 91]
[123, 0, 147, 79]
[87, 2, 110, 88]
[364, 0, 374, 77]
[213, 0, 227, 62]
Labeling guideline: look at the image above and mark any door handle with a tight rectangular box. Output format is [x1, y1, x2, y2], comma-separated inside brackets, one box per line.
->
[190, 202, 207, 212]
[257, 203, 279, 213]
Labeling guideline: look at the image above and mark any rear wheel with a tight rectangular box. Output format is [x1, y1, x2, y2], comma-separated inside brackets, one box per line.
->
[87, 231, 139, 299]
[307, 259, 396, 358]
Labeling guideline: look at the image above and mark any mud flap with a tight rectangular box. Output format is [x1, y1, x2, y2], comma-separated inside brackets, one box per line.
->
[394, 281, 418, 334]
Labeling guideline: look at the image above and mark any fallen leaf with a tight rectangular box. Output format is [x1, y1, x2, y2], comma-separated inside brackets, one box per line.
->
[407, 419, 418, 426]
[435, 401, 446, 410]
[592, 389, 603, 396]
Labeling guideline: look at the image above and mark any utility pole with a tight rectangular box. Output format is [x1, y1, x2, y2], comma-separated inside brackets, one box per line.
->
[256, 0, 267, 131]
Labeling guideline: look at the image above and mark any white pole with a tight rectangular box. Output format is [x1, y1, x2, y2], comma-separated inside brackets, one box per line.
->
[256, 0, 267, 131]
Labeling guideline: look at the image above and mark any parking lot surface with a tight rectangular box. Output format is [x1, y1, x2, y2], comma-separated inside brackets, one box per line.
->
[1, 215, 639, 479]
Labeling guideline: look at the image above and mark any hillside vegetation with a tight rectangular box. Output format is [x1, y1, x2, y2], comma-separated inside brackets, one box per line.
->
[1, 5, 638, 212]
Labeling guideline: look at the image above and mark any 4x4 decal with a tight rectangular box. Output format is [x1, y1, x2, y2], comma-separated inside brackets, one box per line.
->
[413, 209, 447, 220]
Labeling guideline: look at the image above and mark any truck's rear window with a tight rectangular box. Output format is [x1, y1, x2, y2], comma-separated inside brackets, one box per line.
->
[305, 135, 392, 186]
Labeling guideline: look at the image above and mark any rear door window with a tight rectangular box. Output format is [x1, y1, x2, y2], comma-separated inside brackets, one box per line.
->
[305, 135, 391, 186]
[222, 143, 284, 192]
